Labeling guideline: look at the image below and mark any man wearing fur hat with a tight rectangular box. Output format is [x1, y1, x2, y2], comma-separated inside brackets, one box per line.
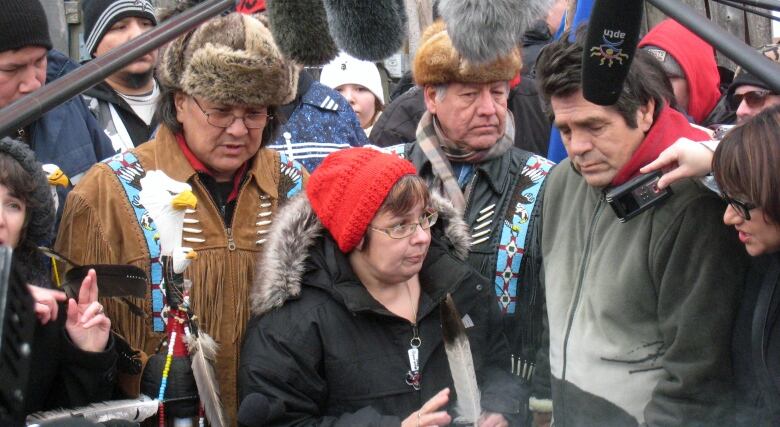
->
[55, 12, 306, 421]
[395, 20, 555, 422]
[81, 0, 160, 151]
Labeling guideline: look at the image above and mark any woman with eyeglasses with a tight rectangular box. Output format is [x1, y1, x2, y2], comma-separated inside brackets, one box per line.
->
[53, 13, 307, 419]
[645, 105, 780, 424]
[711, 106, 780, 425]
[239, 148, 520, 427]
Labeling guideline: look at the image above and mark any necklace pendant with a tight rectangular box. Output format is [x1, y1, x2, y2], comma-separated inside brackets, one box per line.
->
[405, 370, 421, 390]
[408, 347, 420, 372]
[405, 346, 421, 390]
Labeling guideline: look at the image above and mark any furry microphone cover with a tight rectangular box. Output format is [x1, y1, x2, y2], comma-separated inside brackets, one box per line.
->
[323, 0, 407, 61]
[267, 0, 338, 65]
[438, 0, 552, 64]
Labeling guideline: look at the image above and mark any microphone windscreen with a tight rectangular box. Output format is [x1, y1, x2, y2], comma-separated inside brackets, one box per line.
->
[323, 0, 407, 61]
[267, 0, 338, 66]
[237, 393, 271, 427]
[438, 0, 550, 64]
[581, 0, 644, 105]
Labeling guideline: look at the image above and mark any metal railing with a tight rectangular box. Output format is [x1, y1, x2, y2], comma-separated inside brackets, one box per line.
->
[0, 0, 233, 137]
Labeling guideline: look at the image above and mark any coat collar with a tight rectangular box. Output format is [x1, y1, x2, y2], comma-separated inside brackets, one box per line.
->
[305, 235, 468, 319]
[415, 144, 511, 195]
[250, 191, 472, 316]
[153, 125, 280, 199]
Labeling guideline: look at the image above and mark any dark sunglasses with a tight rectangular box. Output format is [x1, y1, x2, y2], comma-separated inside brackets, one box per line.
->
[730, 90, 776, 110]
[721, 193, 757, 220]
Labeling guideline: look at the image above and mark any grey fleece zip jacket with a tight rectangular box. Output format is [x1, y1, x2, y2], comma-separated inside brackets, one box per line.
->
[539, 160, 748, 427]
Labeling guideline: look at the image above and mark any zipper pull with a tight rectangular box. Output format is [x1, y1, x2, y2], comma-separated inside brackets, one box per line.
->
[226, 227, 236, 251]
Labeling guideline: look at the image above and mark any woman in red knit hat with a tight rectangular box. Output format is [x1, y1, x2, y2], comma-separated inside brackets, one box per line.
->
[238, 147, 521, 426]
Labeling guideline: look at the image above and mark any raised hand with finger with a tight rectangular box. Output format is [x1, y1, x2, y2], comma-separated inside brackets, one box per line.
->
[65, 268, 111, 353]
[401, 387, 452, 427]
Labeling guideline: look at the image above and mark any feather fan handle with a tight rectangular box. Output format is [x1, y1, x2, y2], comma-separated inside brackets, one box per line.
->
[26, 395, 158, 424]
[441, 293, 482, 426]
[187, 332, 227, 427]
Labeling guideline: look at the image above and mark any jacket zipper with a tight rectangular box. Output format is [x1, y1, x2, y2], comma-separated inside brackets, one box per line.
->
[224, 177, 253, 251]
[412, 321, 422, 401]
[560, 192, 606, 417]
[226, 227, 236, 251]
[193, 174, 252, 252]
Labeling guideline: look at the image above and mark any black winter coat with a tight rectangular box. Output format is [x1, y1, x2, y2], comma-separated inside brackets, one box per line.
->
[8, 260, 118, 416]
[403, 143, 548, 376]
[733, 253, 780, 426]
[521, 20, 553, 77]
[239, 194, 524, 426]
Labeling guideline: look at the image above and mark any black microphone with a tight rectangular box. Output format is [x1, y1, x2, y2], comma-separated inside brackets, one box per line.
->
[323, 0, 407, 61]
[266, 0, 338, 66]
[581, 0, 645, 105]
[237, 393, 272, 427]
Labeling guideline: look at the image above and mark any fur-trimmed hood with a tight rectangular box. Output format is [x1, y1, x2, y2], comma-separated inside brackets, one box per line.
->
[250, 192, 470, 316]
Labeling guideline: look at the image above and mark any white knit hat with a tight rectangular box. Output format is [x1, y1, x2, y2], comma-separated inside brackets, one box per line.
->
[320, 52, 385, 105]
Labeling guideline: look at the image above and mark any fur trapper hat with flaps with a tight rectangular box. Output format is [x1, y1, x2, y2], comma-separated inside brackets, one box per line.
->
[413, 20, 522, 86]
[158, 12, 298, 106]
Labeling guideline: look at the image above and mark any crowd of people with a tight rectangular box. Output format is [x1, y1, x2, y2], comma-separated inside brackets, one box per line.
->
[2, 0, 780, 426]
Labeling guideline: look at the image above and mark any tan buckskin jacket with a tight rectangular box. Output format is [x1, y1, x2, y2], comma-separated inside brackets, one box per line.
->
[55, 125, 307, 420]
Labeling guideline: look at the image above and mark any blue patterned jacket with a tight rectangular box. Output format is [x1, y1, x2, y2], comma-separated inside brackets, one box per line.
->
[266, 79, 367, 171]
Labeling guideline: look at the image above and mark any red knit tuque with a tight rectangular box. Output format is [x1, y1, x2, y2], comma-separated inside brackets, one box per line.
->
[306, 147, 418, 253]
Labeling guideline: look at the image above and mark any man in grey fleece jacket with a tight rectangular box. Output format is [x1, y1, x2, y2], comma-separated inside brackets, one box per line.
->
[531, 33, 748, 426]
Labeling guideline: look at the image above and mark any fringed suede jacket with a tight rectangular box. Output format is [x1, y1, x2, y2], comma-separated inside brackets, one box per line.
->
[238, 193, 525, 426]
[54, 125, 307, 419]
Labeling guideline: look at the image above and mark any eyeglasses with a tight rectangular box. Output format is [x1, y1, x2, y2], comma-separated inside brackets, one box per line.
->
[368, 210, 439, 239]
[191, 96, 271, 129]
[730, 90, 776, 110]
[722, 193, 757, 220]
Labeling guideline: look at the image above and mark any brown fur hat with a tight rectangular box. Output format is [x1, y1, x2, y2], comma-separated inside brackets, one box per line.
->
[158, 12, 298, 106]
[413, 20, 522, 86]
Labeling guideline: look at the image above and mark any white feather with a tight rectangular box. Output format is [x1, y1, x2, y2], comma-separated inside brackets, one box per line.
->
[26, 395, 158, 424]
[441, 294, 481, 425]
[187, 332, 227, 427]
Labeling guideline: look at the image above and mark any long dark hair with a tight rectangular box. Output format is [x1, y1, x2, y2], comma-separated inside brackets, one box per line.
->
[536, 27, 670, 127]
[713, 104, 780, 224]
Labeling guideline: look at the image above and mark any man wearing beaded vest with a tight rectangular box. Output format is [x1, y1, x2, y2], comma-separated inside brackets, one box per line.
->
[55, 12, 307, 421]
[391, 20, 555, 423]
